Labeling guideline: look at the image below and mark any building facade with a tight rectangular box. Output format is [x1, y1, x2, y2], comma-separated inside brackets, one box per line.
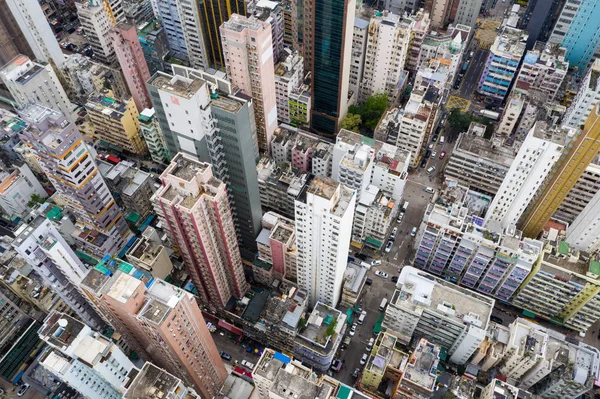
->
[563, 59, 600, 129]
[0, 164, 46, 218]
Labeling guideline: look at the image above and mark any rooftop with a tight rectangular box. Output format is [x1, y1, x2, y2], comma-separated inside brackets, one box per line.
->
[531, 121, 570, 146]
[403, 339, 440, 392]
[164, 153, 210, 181]
[364, 332, 408, 376]
[298, 302, 346, 349]
[222, 14, 265, 32]
[491, 26, 528, 59]
[39, 312, 85, 349]
[148, 72, 205, 99]
[454, 130, 515, 166]
[124, 362, 189, 399]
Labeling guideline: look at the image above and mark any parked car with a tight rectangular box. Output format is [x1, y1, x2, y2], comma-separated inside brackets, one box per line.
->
[375, 270, 388, 279]
[241, 359, 255, 369]
[365, 278, 373, 286]
[331, 359, 342, 372]
[420, 158, 427, 168]
[352, 368, 361, 378]
[385, 240, 393, 252]
[367, 338, 375, 351]
[220, 351, 232, 361]
[425, 187, 435, 194]
[371, 260, 382, 266]
[425, 149, 431, 158]
[397, 213, 403, 223]
[355, 253, 368, 261]
[490, 315, 503, 324]
[431, 151, 437, 158]
[439, 151, 446, 159]
[391, 276, 399, 283]
[360, 354, 368, 365]
[426, 166, 436, 174]
[410, 227, 417, 237]
[428, 143, 434, 150]
[349, 323, 357, 336]
[17, 384, 30, 397]
[390, 227, 398, 239]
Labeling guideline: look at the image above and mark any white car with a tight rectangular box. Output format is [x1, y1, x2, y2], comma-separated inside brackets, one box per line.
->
[349, 324, 357, 336]
[431, 151, 437, 157]
[426, 166, 436, 174]
[241, 359, 255, 370]
[375, 270, 388, 279]
[371, 260, 382, 266]
[425, 187, 435, 194]
[17, 384, 30, 397]
[385, 241, 393, 252]
[397, 213, 403, 223]
[360, 354, 368, 365]
[391, 227, 398, 239]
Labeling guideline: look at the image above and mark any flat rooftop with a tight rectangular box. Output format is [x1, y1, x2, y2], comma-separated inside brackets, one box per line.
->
[124, 362, 183, 399]
[39, 312, 85, 349]
[223, 14, 264, 32]
[531, 121, 569, 146]
[164, 153, 210, 182]
[403, 339, 439, 392]
[148, 72, 205, 99]
[307, 175, 339, 200]
[298, 302, 346, 349]
[454, 133, 515, 166]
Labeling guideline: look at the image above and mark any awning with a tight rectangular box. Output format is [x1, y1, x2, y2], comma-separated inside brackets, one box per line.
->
[365, 237, 383, 249]
[218, 320, 243, 335]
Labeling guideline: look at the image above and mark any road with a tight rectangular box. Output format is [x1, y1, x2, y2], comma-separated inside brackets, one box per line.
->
[0, 379, 44, 399]
[458, 48, 489, 99]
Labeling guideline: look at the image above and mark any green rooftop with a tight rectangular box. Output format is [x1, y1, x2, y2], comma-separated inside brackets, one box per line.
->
[45, 206, 63, 221]
[558, 241, 570, 256]
[126, 212, 141, 223]
[590, 260, 600, 276]
[336, 385, 352, 399]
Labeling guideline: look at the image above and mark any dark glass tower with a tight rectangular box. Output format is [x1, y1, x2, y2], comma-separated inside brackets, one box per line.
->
[198, 0, 246, 69]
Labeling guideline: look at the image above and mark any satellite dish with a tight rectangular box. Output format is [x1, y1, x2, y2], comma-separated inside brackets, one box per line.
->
[58, 319, 68, 327]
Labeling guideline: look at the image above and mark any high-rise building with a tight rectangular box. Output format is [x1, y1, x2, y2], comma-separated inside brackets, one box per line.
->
[0, 55, 75, 122]
[198, 0, 246, 69]
[406, 10, 432, 73]
[0, 164, 46, 218]
[485, 122, 568, 231]
[38, 312, 137, 399]
[554, 161, 600, 224]
[514, 42, 568, 101]
[123, 362, 200, 399]
[4, 0, 64, 68]
[520, 0, 565, 50]
[148, 66, 262, 260]
[255, 0, 285, 64]
[137, 20, 169, 75]
[221, 14, 277, 154]
[453, 0, 484, 27]
[555, 0, 600, 73]
[80, 257, 228, 397]
[153, 153, 249, 308]
[478, 27, 528, 100]
[110, 23, 152, 112]
[481, 380, 532, 399]
[154, 0, 187, 60]
[428, 0, 480, 28]
[13, 215, 108, 330]
[274, 49, 304, 124]
[309, 0, 356, 134]
[519, 106, 600, 237]
[566, 189, 600, 252]
[85, 93, 148, 155]
[416, 24, 470, 84]
[383, 266, 494, 364]
[563, 59, 600, 129]
[0, 0, 33, 66]
[18, 104, 131, 247]
[295, 176, 356, 307]
[359, 12, 413, 103]
[349, 18, 369, 102]
[139, 108, 168, 164]
[76, 0, 122, 65]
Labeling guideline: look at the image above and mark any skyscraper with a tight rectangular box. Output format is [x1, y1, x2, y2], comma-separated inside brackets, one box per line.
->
[0, 0, 33, 66]
[80, 257, 228, 398]
[110, 23, 152, 112]
[519, 105, 600, 237]
[75, 0, 123, 65]
[199, 0, 246, 69]
[153, 153, 249, 308]
[295, 176, 356, 307]
[563, 59, 600, 129]
[309, 0, 356, 135]
[18, 104, 132, 248]
[221, 14, 277, 154]
[5, 0, 64, 68]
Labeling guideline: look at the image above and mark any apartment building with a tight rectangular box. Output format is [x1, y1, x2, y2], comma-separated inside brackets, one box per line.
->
[563, 59, 600, 129]
[255, 212, 297, 284]
[221, 14, 277, 154]
[256, 159, 309, 220]
[197, 0, 245, 69]
[18, 104, 131, 246]
[153, 153, 248, 308]
[138, 108, 168, 164]
[481, 380, 532, 399]
[485, 122, 568, 231]
[416, 24, 470, 81]
[554, 161, 600, 224]
[97, 159, 154, 217]
[123, 362, 200, 399]
[383, 266, 494, 364]
[360, 11, 413, 103]
[125, 227, 173, 279]
[444, 122, 515, 196]
[274, 50, 304, 124]
[406, 10, 431, 73]
[352, 186, 397, 250]
[76, 0, 123, 65]
[80, 257, 227, 397]
[110, 23, 152, 112]
[0, 164, 46, 218]
[295, 176, 356, 307]
[0, 55, 75, 122]
[38, 312, 136, 399]
[515, 42, 568, 101]
[349, 18, 369, 101]
[137, 20, 169, 75]
[360, 332, 409, 391]
[255, 0, 285, 63]
[478, 27, 528, 100]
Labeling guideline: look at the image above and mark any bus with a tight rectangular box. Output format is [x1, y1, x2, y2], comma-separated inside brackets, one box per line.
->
[379, 298, 388, 312]
[401, 201, 409, 213]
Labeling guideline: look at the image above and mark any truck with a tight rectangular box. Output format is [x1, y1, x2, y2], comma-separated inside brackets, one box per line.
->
[379, 298, 388, 312]
[360, 261, 371, 270]
[401, 201, 409, 213]
[480, 109, 501, 121]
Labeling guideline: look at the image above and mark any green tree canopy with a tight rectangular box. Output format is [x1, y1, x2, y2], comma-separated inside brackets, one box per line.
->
[27, 193, 46, 208]
[448, 108, 472, 134]
[341, 113, 362, 133]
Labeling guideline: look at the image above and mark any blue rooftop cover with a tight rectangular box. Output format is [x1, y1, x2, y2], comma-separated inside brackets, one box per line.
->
[274, 352, 291, 364]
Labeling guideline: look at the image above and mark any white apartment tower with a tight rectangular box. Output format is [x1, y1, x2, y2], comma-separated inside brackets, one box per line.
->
[295, 176, 356, 307]
[564, 59, 600, 129]
[360, 12, 412, 103]
[566, 189, 600, 252]
[5, 0, 65, 68]
[76, 0, 124, 65]
[349, 18, 369, 101]
[485, 122, 567, 230]
[0, 55, 76, 122]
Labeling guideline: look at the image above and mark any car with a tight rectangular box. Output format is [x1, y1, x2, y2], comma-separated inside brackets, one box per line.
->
[385, 241, 393, 253]
[428, 143, 434, 150]
[391, 227, 398, 239]
[410, 227, 417, 237]
[431, 151, 437, 158]
[360, 354, 368, 365]
[331, 359, 342, 372]
[17, 384, 30, 397]
[391, 276, 399, 283]
[365, 278, 373, 285]
[220, 351, 232, 361]
[366, 338, 375, 352]
[425, 187, 435, 194]
[397, 213, 403, 223]
[352, 368, 361, 378]
[432, 134, 438, 142]
[490, 315, 503, 324]
[241, 359, 255, 369]
[425, 149, 431, 158]
[349, 324, 357, 336]
[375, 270, 388, 278]
[371, 260, 382, 266]
[356, 253, 368, 261]
[420, 158, 427, 168]
[439, 151, 446, 159]
[426, 166, 436, 174]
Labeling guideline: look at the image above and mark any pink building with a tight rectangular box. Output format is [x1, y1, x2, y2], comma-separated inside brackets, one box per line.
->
[80, 257, 227, 398]
[153, 153, 248, 309]
[291, 135, 316, 173]
[255, 212, 297, 284]
[221, 14, 277, 154]
[110, 23, 151, 112]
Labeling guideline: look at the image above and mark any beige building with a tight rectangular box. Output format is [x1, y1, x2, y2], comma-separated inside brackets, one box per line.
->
[125, 227, 173, 279]
[86, 93, 147, 155]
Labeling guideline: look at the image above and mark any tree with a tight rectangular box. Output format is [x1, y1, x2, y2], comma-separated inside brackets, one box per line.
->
[27, 193, 46, 208]
[443, 391, 456, 399]
[448, 108, 472, 134]
[341, 113, 362, 133]
[361, 93, 389, 131]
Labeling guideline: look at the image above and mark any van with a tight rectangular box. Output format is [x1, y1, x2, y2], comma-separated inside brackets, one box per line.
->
[439, 136, 445, 144]
[366, 338, 375, 352]
[410, 227, 417, 237]
[401, 201, 409, 213]
[360, 261, 371, 270]
[425, 187, 435, 194]
[360, 354, 368, 365]
[358, 311, 366, 325]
